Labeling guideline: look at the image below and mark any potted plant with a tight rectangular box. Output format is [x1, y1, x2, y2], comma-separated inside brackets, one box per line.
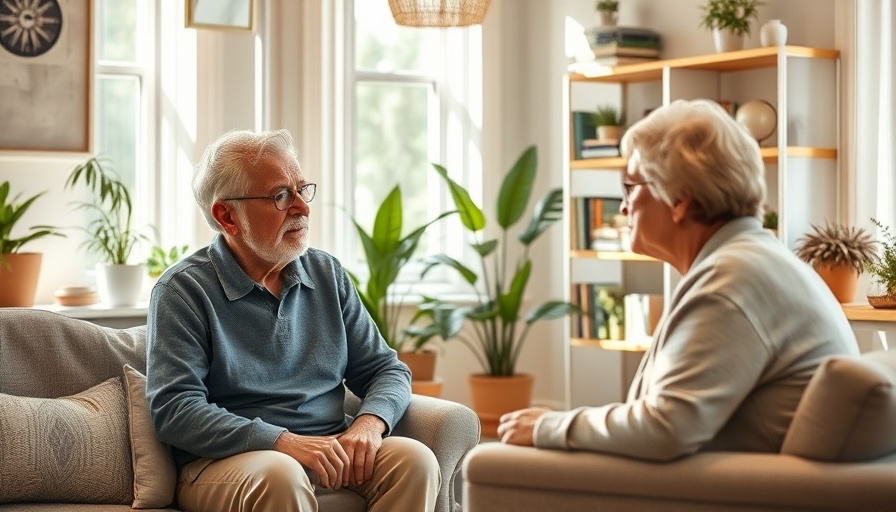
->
[795, 221, 876, 303]
[763, 209, 778, 236]
[65, 157, 146, 307]
[865, 218, 896, 309]
[407, 145, 579, 435]
[0, 181, 65, 307]
[145, 242, 190, 280]
[699, 0, 764, 52]
[591, 104, 626, 141]
[595, 1, 619, 26]
[347, 185, 455, 396]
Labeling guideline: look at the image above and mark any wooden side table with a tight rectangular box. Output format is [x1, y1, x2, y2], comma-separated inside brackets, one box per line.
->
[841, 304, 896, 351]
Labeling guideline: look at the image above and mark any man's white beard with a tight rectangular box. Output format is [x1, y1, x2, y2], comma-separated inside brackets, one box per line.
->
[241, 215, 310, 264]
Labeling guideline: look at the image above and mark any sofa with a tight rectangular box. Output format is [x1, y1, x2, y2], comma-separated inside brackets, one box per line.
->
[463, 348, 896, 511]
[0, 308, 480, 511]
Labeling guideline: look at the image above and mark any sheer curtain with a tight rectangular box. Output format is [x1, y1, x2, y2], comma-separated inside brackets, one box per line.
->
[853, 0, 895, 236]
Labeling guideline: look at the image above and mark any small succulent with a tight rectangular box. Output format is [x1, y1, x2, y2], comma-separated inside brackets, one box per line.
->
[865, 218, 896, 296]
[591, 105, 626, 127]
[595, 1, 619, 12]
[795, 222, 877, 273]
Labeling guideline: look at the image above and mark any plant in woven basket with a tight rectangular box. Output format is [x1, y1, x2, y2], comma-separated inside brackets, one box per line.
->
[865, 218, 896, 298]
[795, 222, 877, 274]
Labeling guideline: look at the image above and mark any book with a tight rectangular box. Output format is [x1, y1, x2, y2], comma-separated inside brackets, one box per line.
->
[582, 137, 619, 148]
[581, 147, 621, 158]
[585, 26, 662, 46]
[589, 55, 659, 67]
[591, 45, 661, 58]
[572, 111, 597, 159]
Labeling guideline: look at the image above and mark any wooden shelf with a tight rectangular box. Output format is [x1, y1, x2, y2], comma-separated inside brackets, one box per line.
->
[572, 337, 649, 352]
[569, 46, 839, 83]
[570, 249, 658, 262]
[570, 147, 837, 171]
[842, 304, 896, 323]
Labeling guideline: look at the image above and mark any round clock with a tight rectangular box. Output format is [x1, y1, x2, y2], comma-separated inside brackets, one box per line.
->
[0, 0, 63, 58]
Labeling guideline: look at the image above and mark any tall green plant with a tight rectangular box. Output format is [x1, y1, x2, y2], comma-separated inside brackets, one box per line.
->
[0, 181, 65, 267]
[407, 145, 579, 376]
[65, 158, 142, 264]
[348, 185, 455, 353]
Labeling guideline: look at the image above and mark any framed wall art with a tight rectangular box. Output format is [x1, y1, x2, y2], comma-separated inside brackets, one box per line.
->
[186, 0, 255, 32]
[0, 0, 93, 153]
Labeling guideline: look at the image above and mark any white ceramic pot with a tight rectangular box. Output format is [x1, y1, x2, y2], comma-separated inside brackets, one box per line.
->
[712, 28, 744, 53]
[760, 19, 788, 47]
[95, 263, 145, 307]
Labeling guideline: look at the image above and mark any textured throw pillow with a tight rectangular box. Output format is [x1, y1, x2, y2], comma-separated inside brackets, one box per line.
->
[781, 351, 896, 461]
[122, 364, 178, 509]
[0, 377, 133, 504]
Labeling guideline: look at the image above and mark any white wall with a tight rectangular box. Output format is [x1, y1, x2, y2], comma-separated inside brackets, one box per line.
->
[0, 0, 840, 409]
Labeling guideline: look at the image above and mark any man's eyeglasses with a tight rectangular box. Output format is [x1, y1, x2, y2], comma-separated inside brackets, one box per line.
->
[223, 183, 317, 211]
[622, 181, 651, 201]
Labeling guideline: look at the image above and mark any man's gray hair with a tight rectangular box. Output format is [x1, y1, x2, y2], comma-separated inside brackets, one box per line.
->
[192, 129, 299, 232]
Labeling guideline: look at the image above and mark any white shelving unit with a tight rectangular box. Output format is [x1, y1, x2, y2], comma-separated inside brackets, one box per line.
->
[563, 46, 841, 408]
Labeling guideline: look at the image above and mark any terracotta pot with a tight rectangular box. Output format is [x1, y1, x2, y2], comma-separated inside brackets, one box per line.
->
[0, 252, 42, 307]
[597, 125, 621, 141]
[813, 264, 859, 303]
[410, 378, 444, 398]
[468, 373, 534, 438]
[398, 349, 437, 381]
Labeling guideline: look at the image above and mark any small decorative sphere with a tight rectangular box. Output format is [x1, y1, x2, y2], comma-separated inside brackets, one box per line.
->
[735, 100, 777, 143]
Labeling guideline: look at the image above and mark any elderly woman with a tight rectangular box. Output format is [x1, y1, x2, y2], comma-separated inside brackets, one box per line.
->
[497, 99, 858, 461]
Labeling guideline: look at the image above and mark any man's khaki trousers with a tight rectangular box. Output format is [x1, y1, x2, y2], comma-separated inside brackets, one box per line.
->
[175, 436, 440, 511]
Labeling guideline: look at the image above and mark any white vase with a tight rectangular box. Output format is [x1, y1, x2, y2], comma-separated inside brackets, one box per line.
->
[712, 28, 744, 53]
[95, 263, 145, 307]
[760, 19, 788, 47]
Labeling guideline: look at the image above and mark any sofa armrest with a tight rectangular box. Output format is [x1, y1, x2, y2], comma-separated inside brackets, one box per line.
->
[464, 443, 896, 512]
[393, 395, 480, 512]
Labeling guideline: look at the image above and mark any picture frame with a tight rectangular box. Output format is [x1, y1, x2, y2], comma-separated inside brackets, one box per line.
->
[186, 0, 255, 32]
[0, 0, 93, 153]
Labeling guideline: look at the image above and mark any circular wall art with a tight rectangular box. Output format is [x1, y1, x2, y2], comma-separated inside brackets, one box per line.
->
[735, 99, 777, 143]
[0, 0, 63, 58]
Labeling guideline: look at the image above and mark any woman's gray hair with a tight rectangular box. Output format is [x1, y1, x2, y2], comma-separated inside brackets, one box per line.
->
[620, 99, 766, 224]
[192, 129, 300, 232]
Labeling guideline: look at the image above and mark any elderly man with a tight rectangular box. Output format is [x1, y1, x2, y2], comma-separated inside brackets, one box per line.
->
[146, 129, 439, 511]
[498, 99, 858, 460]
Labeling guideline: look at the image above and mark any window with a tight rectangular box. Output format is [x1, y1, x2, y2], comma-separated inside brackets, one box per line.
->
[343, 0, 484, 291]
[93, 0, 154, 259]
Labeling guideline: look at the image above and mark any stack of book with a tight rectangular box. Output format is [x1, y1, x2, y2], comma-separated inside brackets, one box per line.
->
[580, 137, 620, 159]
[584, 26, 662, 66]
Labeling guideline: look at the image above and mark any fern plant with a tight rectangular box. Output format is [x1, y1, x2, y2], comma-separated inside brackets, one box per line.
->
[866, 218, 896, 296]
[795, 222, 876, 273]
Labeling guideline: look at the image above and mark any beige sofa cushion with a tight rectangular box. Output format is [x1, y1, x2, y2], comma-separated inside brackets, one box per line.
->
[781, 350, 896, 461]
[123, 364, 178, 509]
[0, 377, 133, 504]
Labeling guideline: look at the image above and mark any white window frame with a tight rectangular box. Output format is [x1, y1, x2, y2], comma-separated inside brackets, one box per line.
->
[92, 0, 157, 258]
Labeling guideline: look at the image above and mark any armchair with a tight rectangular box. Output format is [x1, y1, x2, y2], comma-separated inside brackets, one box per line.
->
[463, 349, 896, 511]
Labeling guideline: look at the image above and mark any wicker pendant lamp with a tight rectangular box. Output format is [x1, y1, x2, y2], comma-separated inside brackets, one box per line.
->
[388, 0, 492, 27]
